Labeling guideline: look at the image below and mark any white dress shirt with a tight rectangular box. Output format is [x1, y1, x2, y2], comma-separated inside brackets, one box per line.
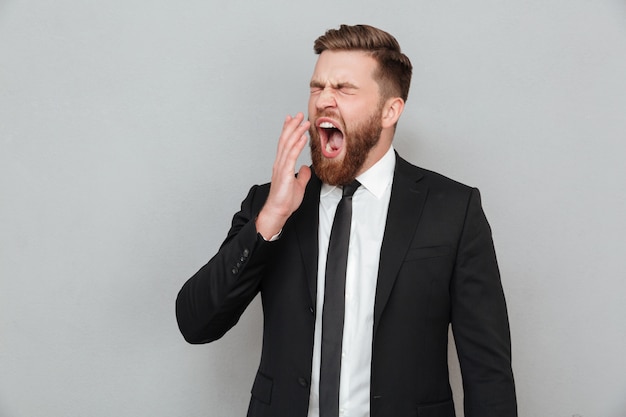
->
[307, 146, 395, 417]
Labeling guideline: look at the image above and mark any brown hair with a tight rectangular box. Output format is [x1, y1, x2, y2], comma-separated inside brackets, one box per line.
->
[314, 24, 413, 102]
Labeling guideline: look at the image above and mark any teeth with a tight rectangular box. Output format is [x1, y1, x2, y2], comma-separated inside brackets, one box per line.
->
[326, 143, 332, 152]
[319, 121, 337, 129]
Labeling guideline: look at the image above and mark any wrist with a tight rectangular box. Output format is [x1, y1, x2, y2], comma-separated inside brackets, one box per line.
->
[255, 209, 288, 241]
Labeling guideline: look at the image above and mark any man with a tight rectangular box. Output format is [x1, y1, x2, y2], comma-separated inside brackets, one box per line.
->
[176, 24, 517, 417]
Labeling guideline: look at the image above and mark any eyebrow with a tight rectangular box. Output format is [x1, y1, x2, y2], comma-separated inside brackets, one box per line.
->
[309, 80, 359, 90]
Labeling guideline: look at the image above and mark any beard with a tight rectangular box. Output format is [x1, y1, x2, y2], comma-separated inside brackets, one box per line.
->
[309, 107, 383, 186]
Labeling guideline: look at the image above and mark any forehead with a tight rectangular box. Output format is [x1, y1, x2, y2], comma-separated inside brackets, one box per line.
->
[310, 50, 378, 85]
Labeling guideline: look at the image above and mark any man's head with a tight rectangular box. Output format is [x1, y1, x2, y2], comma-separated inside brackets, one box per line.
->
[308, 25, 413, 185]
[314, 24, 412, 103]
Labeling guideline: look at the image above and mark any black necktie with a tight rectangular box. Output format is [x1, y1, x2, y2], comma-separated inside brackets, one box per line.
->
[319, 180, 360, 417]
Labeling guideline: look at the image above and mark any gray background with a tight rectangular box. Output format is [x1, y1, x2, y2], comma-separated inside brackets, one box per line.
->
[1, 1, 625, 416]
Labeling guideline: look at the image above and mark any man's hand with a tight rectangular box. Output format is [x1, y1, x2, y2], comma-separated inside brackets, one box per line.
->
[256, 113, 311, 240]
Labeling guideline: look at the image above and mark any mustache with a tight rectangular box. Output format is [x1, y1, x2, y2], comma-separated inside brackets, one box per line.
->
[310, 110, 341, 121]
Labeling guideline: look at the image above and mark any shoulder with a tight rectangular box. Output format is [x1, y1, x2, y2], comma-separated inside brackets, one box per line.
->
[394, 154, 489, 226]
[237, 182, 271, 217]
[395, 153, 475, 194]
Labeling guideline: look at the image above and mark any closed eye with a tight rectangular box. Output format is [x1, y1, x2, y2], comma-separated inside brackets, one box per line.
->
[309, 81, 358, 95]
[338, 87, 356, 95]
[309, 81, 324, 94]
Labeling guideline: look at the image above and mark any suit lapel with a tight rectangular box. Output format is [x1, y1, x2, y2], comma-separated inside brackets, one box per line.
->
[373, 155, 427, 336]
[292, 157, 426, 322]
[293, 171, 322, 309]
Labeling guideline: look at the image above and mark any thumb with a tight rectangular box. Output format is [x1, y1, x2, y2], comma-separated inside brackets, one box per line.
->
[296, 165, 312, 188]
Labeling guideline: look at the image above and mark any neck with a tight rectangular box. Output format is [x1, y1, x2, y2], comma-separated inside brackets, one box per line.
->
[357, 133, 393, 177]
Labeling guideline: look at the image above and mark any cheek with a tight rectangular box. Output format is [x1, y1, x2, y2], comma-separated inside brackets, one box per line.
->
[307, 96, 317, 116]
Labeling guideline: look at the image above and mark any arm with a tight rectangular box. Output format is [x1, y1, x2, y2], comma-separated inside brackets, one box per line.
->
[450, 189, 517, 417]
[176, 113, 311, 344]
[175, 184, 271, 344]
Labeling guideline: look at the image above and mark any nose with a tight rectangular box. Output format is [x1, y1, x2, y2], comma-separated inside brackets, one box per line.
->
[315, 87, 337, 110]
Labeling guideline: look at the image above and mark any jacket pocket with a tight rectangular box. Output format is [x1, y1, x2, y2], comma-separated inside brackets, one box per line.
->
[404, 245, 451, 261]
[251, 371, 273, 405]
[417, 399, 455, 417]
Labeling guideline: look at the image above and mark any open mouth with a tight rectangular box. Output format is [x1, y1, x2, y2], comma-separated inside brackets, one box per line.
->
[317, 119, 345, 158]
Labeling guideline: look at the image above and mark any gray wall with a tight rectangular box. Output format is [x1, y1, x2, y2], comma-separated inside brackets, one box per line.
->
[1, 1, 625, 416]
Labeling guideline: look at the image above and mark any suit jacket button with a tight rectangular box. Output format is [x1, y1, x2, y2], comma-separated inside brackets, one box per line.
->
[298, 377, 308, 388]
[243, 249, 250, 257]
[231, 267, 238, 275]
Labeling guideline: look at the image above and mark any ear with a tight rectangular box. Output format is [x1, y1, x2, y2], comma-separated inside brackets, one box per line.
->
[381, 97, 405, 129]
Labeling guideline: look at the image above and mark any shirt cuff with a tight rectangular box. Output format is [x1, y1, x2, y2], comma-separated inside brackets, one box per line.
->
[259, 229, 282, 242]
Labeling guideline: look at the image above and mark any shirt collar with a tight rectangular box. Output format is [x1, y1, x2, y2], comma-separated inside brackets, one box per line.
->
[320, 145, 396, 199]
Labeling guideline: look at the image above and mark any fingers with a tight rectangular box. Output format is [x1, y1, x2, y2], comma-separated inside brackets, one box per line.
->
[274, 113, 310, 174]
[257, 116, 311, 237]
[278, 113, 309, 161]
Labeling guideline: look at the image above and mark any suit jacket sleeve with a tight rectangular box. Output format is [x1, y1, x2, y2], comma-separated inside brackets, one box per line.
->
[175, 184, 271, 344]
[451, 188, 517, 417]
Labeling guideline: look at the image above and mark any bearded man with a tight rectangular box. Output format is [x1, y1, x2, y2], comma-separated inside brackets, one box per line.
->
[176, 24, 517, 417]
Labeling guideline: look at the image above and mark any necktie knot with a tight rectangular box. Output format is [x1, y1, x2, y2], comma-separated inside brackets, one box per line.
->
[342, 180, 360, 198]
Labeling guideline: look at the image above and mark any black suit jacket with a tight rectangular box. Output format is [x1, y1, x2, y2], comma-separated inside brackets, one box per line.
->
[176, 154, 517, 417]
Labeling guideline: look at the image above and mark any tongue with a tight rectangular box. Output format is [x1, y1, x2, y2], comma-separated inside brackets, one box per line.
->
[328, 129, 344, 151]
